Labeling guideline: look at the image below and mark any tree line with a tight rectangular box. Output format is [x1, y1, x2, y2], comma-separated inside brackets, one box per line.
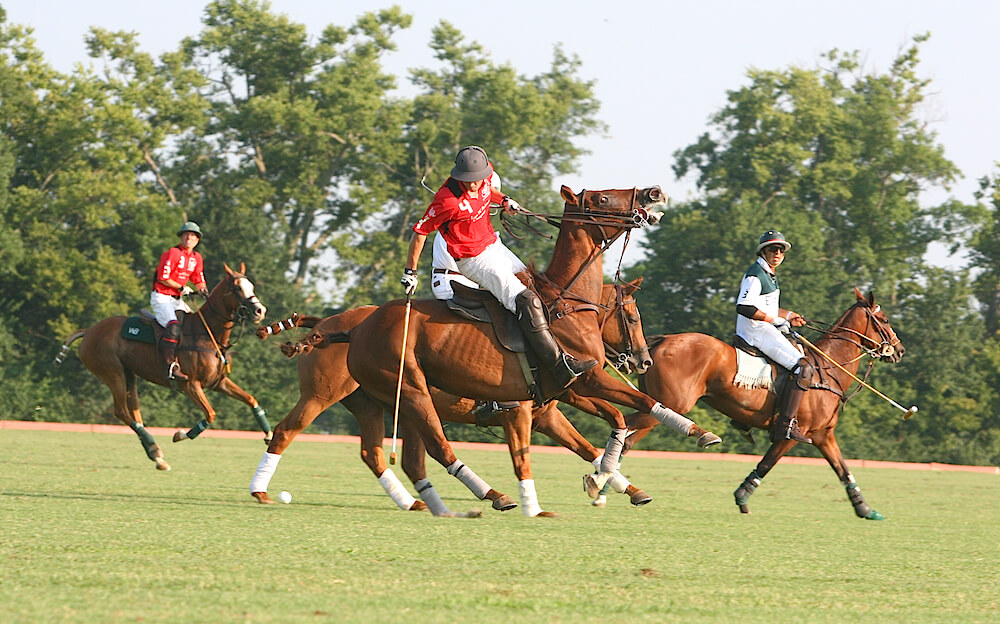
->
[2, 3, 998, 466]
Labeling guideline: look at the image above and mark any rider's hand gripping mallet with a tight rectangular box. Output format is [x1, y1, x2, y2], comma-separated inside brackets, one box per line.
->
[793, 331, 918, 419]
[389, 294, 412, 464]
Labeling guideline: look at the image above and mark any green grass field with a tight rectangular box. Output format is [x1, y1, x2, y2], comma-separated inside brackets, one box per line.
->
[1, 429, 997, 623]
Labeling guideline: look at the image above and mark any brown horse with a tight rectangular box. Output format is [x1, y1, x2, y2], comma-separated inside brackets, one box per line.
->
[54, 263, 269, 470]
[248, 280, 655, 516]
[334, 186, 720, 516]
[620, 288, 904, 519]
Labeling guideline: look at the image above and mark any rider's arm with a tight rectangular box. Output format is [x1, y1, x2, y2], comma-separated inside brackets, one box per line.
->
[406, 232, 427, 272]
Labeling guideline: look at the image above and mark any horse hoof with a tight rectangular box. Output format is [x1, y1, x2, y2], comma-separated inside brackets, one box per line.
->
[697, 432, 722, 447]
[155, 458, 171, 471]
[491, 495, 518, 511]
[172, 430, 188, 443]
[591, 495, 607, 507]
[263, 432, 273, 444]
[738, 504, 750, 514]
[408, 500, 429, 512]
[251, 491, 275, 504]
[534, 510, 559, 518]
[582, 472, 610, 498]
[864, 510, 885, 521]
[630, 489, 653, 506]
[454, 508, 483, 518]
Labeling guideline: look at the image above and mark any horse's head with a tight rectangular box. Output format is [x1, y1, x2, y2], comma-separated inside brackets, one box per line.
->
[215, 262, 267, 324]
[846, 287, 904, 363]
[599, 277, 652, 374]
[559, 185, 667, 227]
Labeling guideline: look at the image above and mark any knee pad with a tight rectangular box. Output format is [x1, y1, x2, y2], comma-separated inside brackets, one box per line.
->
[514, 290, 547, 330]
[165, 320, 182, 341]
[793, 359, 814, 389]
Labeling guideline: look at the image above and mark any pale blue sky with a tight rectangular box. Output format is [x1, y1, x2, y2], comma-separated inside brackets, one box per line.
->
[6, 1, 997, 266]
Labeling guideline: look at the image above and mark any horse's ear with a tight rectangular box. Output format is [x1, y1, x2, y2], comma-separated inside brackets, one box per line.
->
[240, 262, 246, 274]
[854, 286, 864, 302]
[560, 185, 578, 205]
[867, 291, 875, 307]
[625, 276, 644, 294]
[224, 263, 234, 276]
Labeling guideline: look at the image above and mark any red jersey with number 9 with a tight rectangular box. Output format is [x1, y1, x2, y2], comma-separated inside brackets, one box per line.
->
[412, 169, 505, 259]
[153, 246, 205, 296]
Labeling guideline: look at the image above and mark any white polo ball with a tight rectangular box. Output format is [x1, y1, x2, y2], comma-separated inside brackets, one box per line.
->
[277, 490, 292, 504]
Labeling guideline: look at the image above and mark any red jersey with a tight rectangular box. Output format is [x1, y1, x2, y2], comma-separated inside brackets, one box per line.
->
[412, 171, 505, 259]
[153, 246, 205, 296]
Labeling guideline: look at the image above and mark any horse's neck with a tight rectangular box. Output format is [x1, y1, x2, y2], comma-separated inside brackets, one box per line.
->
[542, 225, 605, 302]
[191, 302, 234, 344]
[814, 323, 865, 381]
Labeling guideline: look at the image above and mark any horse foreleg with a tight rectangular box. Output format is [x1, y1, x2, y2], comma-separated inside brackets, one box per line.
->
[733, 439, 797, 514]
[174, 381, 214, 442]
[214, 377, 271, 441]
[499, 404, 554, 518]
[815, 432, 884, 520]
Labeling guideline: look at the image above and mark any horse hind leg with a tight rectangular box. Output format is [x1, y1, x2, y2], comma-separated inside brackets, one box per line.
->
[123, 370, 170, 471]
[732, 439, 796, 514]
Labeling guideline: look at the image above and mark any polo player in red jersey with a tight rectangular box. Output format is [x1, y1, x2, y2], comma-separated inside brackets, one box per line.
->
[151, 221, 209, 381]
[402, 146, 598, 389]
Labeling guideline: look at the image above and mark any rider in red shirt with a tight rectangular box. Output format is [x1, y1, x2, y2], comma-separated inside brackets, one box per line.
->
[403, 146, 597, 390]
[151, 221, 208, 380]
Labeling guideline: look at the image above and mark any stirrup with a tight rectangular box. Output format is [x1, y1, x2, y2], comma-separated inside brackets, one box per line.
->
[167, 361, 188, 381]
[563, 353, 598, 377]
[777, 417, 811, 444]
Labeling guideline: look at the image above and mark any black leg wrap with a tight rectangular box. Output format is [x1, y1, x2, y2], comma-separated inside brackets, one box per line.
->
[734, 470, 762, 513]
[846, 483, 873, 518]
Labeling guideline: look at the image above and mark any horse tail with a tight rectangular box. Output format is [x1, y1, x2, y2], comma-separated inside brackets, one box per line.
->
[278, 327, 350, 359]
[54, 330, 87, 366]
[256, 313, 322, 340]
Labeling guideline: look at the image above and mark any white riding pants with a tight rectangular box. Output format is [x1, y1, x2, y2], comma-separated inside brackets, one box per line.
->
[150, 291, 192, 327]
[738, 322, 803, 370]
[455, 239, 528, 313]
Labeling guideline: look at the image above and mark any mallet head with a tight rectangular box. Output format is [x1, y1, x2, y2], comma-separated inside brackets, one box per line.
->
[903, 405, 918, 420]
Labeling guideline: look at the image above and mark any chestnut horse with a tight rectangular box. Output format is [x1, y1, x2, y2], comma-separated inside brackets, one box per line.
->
[336, 186, 720, 516]
[249, 280, 655, 516]
[54, 263, 269, 470]
[619, 288, 904, 519]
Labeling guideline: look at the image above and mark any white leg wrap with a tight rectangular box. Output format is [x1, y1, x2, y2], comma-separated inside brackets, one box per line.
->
[591, 454, 605, 472]
[446, 460, 491, 500]
[518, 479, 543, 517]
[415, 478, 451, 516]
[248, 451, 281, 493]
[607, 471, 630, 494]
[651, 402, 694, 435]
[377, 468, 417, 511]
[601, 429, 628, 473]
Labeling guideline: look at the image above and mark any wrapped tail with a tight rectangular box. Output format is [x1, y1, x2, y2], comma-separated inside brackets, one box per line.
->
[54, 330, 87, 366]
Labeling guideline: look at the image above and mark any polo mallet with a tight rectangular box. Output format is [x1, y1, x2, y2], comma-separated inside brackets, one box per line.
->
[793, 331, 918, 419]
[389, 294, 413, 464]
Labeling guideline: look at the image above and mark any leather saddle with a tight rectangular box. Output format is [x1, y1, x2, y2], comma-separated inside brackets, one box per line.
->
[446, 282, 527, 353]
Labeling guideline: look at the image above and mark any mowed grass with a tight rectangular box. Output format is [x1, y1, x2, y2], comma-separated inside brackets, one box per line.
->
[1, 429, 997, 623]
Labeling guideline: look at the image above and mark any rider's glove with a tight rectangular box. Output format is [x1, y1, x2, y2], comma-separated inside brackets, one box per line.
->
[401, 268, 418, 296]
[197, 287, 210, 299]
[501, 195, 523, 214]
[773, 316, 791, 334]
[180, 285, 195, 297]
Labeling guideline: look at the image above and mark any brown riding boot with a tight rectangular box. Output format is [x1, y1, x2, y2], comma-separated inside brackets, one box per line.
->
[515, 291, 597, 389]
[771, 362, 812, 443]
[159, 321, 188, 381]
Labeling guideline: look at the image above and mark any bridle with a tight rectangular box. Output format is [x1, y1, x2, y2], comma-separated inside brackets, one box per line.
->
[806, 302, 901, 363]
[198, 274, 263, 346]
[599, 284, 643, 370]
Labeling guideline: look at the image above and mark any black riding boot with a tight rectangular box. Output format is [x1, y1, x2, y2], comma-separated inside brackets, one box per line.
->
[159, 320, 188, 381]
[771, 358, 812, 443]
[515, 290, 597, 389]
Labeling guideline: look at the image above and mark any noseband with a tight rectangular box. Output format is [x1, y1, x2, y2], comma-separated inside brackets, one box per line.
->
[599, 284, 641, 369]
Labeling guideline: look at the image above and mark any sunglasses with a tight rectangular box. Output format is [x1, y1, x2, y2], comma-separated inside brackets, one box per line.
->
[764, 245, 785, 255]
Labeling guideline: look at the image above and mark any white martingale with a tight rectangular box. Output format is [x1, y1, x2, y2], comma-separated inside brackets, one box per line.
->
[446, 460, 491, 500]
[518, 479, 543, 517]
[377, 468, 417, 510]
[415, 478, 451, 517]
[248, 451, 282, 493]
[650, 403, 694, 435]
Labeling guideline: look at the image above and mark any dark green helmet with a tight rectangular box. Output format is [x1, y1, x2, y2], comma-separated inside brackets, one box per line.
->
[450, 146, 492, 182]
[177, 221, 202, 237]
[756, 229, 791, 254]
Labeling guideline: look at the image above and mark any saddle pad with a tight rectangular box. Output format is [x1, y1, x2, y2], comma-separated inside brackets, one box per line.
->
[121, 316, 156, 344]
[733, 348, 772, 390]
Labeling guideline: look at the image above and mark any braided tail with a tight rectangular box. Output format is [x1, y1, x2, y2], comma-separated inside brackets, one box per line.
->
[54, 331, 87, 366]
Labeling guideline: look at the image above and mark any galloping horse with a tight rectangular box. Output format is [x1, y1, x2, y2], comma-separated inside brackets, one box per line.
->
[620, 288, 904, 519]
[337, 186, 720, 515]
[54, 263, 269, 470]
[249, 280, 655, 515]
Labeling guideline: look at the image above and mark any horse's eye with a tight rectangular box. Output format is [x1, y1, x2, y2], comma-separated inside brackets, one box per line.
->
[599, 196, 609, 205]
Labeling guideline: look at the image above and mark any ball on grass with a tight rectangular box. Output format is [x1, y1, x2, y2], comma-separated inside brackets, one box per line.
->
[277, 490, 292, 504]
